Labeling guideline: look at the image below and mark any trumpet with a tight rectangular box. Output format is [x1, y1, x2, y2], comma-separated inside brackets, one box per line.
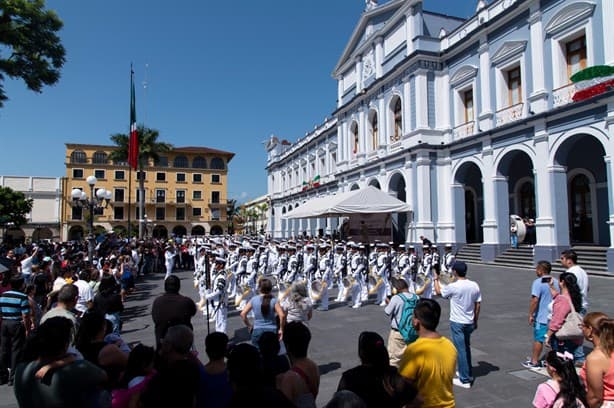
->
[414, 272, 431, 296]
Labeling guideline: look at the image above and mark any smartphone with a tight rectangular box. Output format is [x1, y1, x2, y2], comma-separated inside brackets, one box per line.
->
[541, 276, 552, 283]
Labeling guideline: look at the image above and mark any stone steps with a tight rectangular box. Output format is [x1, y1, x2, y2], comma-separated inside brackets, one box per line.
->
[456, 244, 611, 276]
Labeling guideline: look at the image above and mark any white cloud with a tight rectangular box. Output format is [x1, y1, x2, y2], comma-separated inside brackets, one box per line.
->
[240, 192, 248, 199]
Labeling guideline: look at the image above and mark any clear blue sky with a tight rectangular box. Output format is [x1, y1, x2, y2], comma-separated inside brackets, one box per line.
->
[0, 0, 477, 204]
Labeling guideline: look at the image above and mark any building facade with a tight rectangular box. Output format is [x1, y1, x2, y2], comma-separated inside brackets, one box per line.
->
[240, 194, 270, 236]
[266, 0, 614, 271]
[62, 144, 234, 240]
[1, 176, 62, 243]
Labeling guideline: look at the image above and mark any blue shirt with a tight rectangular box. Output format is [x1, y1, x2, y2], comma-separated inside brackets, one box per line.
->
[250, 295, 278, 331]
[531, 277, 559, 324]
[0, 290, 30, 320]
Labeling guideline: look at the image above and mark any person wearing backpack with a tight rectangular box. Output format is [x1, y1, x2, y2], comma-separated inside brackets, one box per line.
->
[384, 277, 420, 367]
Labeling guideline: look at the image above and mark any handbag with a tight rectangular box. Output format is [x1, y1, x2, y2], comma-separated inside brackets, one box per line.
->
[555, 295, 584, 340]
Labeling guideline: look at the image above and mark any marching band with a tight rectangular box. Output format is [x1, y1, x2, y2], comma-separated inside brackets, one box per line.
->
[186, 236, 458, 334]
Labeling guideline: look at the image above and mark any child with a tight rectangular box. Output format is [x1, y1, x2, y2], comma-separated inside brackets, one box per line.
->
[532, 350, 588, 408]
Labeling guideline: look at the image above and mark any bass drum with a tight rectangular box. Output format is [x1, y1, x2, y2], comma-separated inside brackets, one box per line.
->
[510, 214, 527, 243]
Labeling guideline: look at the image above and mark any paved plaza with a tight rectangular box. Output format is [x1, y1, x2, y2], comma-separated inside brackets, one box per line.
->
[1, 263, 613, 407]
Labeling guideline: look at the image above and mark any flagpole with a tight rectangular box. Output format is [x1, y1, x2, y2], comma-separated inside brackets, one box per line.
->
[127, 64, 133, 239]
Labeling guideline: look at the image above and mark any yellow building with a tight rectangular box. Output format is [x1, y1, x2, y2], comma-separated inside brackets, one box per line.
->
[61, 143, 234, 240]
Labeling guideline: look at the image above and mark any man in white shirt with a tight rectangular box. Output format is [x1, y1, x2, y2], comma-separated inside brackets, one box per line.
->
[560, 249, 589, 363]
[434, 260, 481, 389]
[73, 270, 94, 316]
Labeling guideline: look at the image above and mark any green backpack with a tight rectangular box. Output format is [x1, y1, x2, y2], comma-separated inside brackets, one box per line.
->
[397, 293, 419, 344]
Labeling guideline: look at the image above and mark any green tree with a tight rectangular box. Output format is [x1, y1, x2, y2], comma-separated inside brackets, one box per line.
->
[226, 198, 238, 234]
[108, 124, 172, 238]
[0, 186, 33, 226]
[0, 0, 66, 108]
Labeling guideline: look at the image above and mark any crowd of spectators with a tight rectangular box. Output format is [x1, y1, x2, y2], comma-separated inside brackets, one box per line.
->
[1, 237, 614, 408]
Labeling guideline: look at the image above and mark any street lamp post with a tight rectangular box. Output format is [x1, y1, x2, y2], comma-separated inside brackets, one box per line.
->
[71, 176, 112, 263]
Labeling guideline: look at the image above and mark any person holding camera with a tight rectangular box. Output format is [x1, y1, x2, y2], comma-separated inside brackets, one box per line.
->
[523, 261, 559, 369]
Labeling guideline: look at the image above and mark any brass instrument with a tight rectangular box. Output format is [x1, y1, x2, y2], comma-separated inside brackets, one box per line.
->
[438, 271, 457, 288]
[310, 279, 327, 302]
[367, 275, 384, 295]
[234, 284, 252, 306]
[341, 276, 355, 300]
[414, 272, 431, 296]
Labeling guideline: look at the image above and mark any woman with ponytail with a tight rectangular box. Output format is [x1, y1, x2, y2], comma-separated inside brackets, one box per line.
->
[545, 272, 585, 356]
[241, 277, 285, 348]
[533, 350, 588, 407]
[580, 313, 614, 407]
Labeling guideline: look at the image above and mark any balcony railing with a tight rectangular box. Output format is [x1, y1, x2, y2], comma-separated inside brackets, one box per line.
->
[453, 121, 475, 139]
[552, 83, 575, 108]
[496, 103, 524, 127]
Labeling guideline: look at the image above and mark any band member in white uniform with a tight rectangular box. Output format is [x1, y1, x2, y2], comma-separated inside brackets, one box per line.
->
[195, 247, 208, 308]
[235, 248, 249, 310]
[358, 245, 369, 303]
[205, 257, 229, 334]
[286, 246, 299, 284]
[334, 245, 347, 302]
[241, 247, 258, 309]
[302, 244, 316, 282]
[443, 244, 455, 274]
[375, 243, 389, 306]
[419, 246, 434, 299]
[164, 244, 176, 280]
[315, 244, 333, 311]
[225, 243, 240, 298]
[350, 244, 365, 308]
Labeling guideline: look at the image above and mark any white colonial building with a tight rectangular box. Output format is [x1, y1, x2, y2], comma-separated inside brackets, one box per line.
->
[1, 176, 62, 243]
[266, 0, 614, 272]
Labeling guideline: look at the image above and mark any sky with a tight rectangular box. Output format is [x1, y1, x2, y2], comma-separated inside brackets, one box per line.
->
[0, 0, 479, 204]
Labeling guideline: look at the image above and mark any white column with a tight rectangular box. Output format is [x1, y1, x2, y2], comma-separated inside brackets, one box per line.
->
[533, 128, 556, 247]
[478, 40, 494, 130]
[436, 156, 454, 243]
[415, 70, 428, 129]
[355, 56, 363, 93]
[481, 143, 497, 245]
[337, 76, 344, 108]
[604, 0, 614, 65]
[437, 70, 451, 131]
[403, 80, 412, 133]
[359, 109, 367, 155]
[604, 155, 614, 249]
[375, 36, 384, 78]
[403, 161, 415, 243]
[339, 121, 347, 163]
[415, 152, 434, 237]
[378, 97, 387, 147]
[528, 6, 548, 113]
[405, 11, 414, 56]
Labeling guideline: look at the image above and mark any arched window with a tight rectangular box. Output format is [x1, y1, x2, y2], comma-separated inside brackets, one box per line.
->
[351, 121, 359, 155]
[210, 157, 225, 170]
[391, 97, 402, 142]
[192, 156, 207, 169]
[92, 151, 108, 164]
[369, 110, 378, 150]
[173, 155, 188, 168]
[70, 150, 87, 164]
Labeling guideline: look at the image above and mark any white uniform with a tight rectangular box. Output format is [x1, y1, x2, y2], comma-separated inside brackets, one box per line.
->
[350, 252, 364, 308]
[334, 251, 347, 302]
[164, 248, 175, 279]
[443, 251, 455, 274]
[420, 252, 434, 299]
[316, 254, 333, 311]
[205, 269, 228, 333]
[375, 253, 389, 305]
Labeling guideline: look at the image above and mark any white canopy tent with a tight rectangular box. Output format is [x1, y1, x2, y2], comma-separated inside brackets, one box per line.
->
[282, 186, 411, 219]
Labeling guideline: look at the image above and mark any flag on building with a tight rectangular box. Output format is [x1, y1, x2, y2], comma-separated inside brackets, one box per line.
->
[128, 67, 139, 170]
[571, 65, 614, 102]
[302, 181, 309, 191]
[312, 175, 321, 188]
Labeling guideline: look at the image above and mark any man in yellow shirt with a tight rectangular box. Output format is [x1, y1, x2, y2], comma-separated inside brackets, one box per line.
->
[399, 298, 457, 408]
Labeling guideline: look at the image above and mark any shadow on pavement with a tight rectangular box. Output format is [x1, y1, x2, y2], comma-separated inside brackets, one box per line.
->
[319, 362, 342, 376]
[473, 360, 500, 378]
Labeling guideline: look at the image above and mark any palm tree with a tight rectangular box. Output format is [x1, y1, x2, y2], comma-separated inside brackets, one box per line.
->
[108, 125, 172, 238]
[257, 202, 269, 234]
[226, 198, 238, 234]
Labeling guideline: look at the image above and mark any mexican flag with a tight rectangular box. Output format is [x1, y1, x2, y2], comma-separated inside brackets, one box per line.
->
[312, 175, 321, 188]
[571, 65, 614, 102]
[128, 67, 139, 170]
[302, 181, 309, 191]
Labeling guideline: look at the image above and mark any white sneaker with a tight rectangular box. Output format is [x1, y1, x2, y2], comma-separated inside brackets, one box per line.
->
[352, 303, 362, 309]
[453, 378, 471, 389]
